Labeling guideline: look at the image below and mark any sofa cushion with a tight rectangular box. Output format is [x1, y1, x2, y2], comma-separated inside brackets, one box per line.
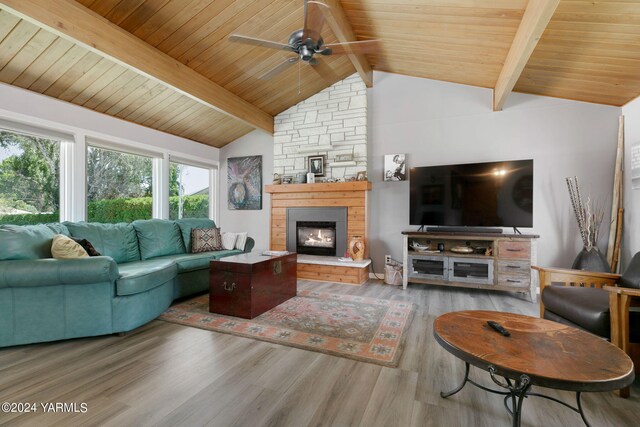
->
[155, 250, 242, 273]
[71, 237, 101, 256]
[176, 218, 216, 253]
[46, 223, 70, 236]
[192, 227, 223, 253]
[65, 222, 140, 264]
[235, 232, 248, 251]
[0, 224, 59, 260]
[132, 219, 185, 260]
[221, 232, 238, 250]
[542, 286, 610, 338]
[116, 259, 177, 296]
[51, 234, 89, 259]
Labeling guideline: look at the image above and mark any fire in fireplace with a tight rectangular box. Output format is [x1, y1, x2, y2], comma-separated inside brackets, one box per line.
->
[286, 207, 347, 256]
[296, 221, 336, 256]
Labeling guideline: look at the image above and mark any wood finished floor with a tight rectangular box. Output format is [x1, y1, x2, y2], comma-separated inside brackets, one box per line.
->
[0, 280, 638, 427]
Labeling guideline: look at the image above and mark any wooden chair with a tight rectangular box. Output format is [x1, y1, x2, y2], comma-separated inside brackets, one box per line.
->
[533, 265, 640, 398]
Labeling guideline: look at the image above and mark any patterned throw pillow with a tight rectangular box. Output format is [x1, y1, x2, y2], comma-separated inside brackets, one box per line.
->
[51, 234, 89, 259]
[191, 228, 223, 253]
[221, 232, 238, 250]
[234, 232, 248, 251]
[71, 237, 102, 256]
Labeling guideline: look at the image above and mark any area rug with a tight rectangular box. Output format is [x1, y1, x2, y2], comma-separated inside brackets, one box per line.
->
[158, 290, 414, 367]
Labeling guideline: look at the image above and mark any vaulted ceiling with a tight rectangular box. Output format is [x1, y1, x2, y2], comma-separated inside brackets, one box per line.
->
[0, 0, 638, 148]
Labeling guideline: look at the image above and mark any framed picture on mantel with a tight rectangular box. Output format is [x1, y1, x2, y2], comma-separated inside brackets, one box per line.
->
[308, 155, 326, 177]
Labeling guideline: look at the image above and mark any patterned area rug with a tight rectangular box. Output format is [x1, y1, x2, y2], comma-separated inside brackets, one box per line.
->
[158, 290, 414, 367]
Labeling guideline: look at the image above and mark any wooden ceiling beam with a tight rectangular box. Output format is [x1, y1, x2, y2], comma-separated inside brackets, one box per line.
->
[0, 0, 274, 133]
[493, 0, 559, 111]
[321, 0, 373, 88]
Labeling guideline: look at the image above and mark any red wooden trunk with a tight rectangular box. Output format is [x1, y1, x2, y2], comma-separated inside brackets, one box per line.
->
[209, 253, 297, 319]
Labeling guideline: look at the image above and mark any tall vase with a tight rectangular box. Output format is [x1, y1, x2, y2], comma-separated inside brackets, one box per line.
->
[571, 247, 611, 273]
[349, 236, 365, 261]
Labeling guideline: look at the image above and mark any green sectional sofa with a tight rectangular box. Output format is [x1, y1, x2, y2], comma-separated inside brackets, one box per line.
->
[0, 218, 254, 348]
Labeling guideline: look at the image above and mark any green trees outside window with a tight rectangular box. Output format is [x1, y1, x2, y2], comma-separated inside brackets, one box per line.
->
[169, 161, 209, 220]
[0, 131, 60, 224]
[0, 130, 212, 226]
[87, 146, 153, 222]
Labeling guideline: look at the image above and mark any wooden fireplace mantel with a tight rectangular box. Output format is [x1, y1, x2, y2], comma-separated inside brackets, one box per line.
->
[265, 181, 372, 194]
[265, 181, 371, 285]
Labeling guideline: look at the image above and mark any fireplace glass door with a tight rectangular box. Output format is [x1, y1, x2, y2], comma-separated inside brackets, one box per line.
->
[296, 221, 337, 256]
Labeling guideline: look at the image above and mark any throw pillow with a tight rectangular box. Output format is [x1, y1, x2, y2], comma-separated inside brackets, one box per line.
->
[235, 232, 248, 251]
[221, 232, 238, 250]
[176, 218, 216, 253]
[191, 228, 223, 253]
[51, 234, 89, 259]
[71, 237, 102, 256]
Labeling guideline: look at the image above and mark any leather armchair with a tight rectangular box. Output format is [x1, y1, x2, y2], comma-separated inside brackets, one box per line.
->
[533, 252, 640, 398]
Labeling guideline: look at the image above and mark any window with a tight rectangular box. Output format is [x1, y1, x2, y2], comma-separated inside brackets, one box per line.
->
[87, 146, 153, 223]
[0, 130, 60, 225]
[169, 161, 210, 220]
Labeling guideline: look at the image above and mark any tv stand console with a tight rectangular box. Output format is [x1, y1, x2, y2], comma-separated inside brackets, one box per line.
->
[402, 231, 539, 302]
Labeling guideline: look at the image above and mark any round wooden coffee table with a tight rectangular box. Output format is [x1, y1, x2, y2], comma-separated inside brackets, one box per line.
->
[434, 311, 635, 427]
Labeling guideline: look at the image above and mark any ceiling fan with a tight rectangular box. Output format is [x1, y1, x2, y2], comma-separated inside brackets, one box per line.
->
[228, 0, 378, 81]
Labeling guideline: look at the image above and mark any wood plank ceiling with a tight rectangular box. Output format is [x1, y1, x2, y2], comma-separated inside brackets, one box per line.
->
[516, 0, 640, 106]
[0, 0, 639, 148]
[0, 0, 355, 147]
[342, 0, 528, 88]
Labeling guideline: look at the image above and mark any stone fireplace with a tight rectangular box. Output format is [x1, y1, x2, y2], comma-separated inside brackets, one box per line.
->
[286, 207, 347, 257]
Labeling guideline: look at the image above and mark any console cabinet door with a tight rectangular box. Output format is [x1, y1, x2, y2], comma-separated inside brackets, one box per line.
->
[408, 255, 448, 280]
[448, 257, 494, 285]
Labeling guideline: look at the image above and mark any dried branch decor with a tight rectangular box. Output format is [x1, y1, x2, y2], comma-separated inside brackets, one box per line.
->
[566, 177, 605, 250]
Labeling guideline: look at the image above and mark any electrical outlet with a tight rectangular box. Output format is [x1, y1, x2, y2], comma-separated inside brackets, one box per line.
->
[385, 255, 392, 265]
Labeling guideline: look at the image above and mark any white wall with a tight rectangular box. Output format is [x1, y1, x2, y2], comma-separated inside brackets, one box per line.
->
[219, 71, 622, 269]
[369, 72, 621, 270]
[622, 96, 640, 266]
[219, 130, 273, 252]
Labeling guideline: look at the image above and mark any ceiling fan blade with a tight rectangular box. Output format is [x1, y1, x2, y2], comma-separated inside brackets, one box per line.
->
[309, 58, 339, 86]
[322, 40, 380, 55]
[259, 57, 299, 80]
[228, 34, 292, 51]
[303, 0, 327, 39]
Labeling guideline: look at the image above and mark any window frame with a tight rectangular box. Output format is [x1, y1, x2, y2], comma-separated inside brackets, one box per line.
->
[85, 140, 158, 223]
[0, 125, 69, 224]
[168, 154, 218, 223]
[0, 113, 220, 225]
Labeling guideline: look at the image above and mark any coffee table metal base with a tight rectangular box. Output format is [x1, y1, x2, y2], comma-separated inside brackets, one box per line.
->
[441, 362, 591, 427]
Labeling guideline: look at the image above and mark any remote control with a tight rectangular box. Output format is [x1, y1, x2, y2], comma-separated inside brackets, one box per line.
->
[487, 321, 511, 337]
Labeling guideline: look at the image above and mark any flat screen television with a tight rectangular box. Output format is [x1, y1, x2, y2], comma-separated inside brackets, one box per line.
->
[409, 159, 533, 228]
